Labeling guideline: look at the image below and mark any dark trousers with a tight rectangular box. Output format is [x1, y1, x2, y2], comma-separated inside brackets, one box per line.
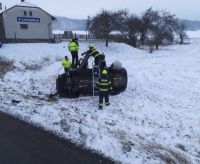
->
[95, 54, 105, 68]
[64, 68, 69, 75]
[99, 91, 109, 109]
[71, 51, 78, 68]
[94, 56, 103, 67]
[94, 57, 105, 73]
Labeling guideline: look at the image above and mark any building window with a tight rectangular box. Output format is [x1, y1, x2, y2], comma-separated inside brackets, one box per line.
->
[24, 11, 27, 16]
[20, 24, 28, 29]
[29, 11, 32, 16]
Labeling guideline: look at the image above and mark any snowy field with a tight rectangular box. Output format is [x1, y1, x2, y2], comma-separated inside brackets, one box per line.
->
[1, 37, 200, 163]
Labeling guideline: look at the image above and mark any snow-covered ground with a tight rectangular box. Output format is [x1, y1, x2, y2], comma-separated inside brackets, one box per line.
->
[1, 39, 200, 163]
[186, 30, 200, 38]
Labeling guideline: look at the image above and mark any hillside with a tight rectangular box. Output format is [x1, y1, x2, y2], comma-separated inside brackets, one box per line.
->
[1, 39, 200, 163]
[53, 16, 200, 31]
[53, 16, 86, 31]
[183, 19, 200, 30]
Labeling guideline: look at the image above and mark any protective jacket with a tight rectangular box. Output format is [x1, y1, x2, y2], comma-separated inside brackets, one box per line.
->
[97, 74, 112, 109]
[84, 48, 105, 70]
[61, 59, 72, 69]
[87, 48, 101, 58]
[97, 75, 112, 92]
[68, 41, 79, 52]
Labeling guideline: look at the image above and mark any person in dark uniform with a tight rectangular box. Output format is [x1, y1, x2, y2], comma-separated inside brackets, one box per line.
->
[81, 44, 106, 72]
[97, 69, 112, 109]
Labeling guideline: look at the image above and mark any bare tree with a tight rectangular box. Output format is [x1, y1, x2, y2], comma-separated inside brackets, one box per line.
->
[115, 10, 141, 47]
[86, 16, 91, 40]
[148, 9, 176, 49]
[90, 8, 182, 50]
[139, 8, 154, 45]
[90, 10, 115, 47]
[174, 20, 187, 44]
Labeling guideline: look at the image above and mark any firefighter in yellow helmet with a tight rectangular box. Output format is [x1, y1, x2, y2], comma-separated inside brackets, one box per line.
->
[81, 44, 106, 72]
[97, 69, 112, 109]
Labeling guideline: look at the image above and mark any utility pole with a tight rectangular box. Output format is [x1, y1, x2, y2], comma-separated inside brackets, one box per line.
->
[86, 16, 91, 41]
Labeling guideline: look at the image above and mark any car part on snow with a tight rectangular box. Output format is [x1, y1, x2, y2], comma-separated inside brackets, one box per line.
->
[12, 100, 21, 104]
[111, 60, 122, 69]
[56, 54, 128, 98]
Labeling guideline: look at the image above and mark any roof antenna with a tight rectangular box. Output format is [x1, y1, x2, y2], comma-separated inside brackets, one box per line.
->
[21, 0, 25, 2]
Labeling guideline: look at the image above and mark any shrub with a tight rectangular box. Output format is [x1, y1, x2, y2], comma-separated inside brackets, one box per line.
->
[23, 63, 42, 71]
[0, 56, 14, 77]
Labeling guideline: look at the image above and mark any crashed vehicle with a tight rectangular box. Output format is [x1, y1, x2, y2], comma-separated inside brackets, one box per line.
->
[56, 53, 127, 98]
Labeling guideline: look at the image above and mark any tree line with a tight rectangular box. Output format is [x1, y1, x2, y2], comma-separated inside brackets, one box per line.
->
[87, 8, 187, 49]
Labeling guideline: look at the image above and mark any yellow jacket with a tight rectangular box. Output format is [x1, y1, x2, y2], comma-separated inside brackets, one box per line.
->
[68, 41, 79, 52]
[61, 59, 72, 69]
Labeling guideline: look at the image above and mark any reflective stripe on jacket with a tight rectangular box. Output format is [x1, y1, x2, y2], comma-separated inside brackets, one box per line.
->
[91, 49, 100, 58]
[61, 59, 72, 69]
[97, 78, 112, 92]
[68, 41, 79, 52]
[87, 48, 100, 58]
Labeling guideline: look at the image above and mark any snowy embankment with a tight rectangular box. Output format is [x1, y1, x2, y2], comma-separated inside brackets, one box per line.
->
[0, 40, 200, 163]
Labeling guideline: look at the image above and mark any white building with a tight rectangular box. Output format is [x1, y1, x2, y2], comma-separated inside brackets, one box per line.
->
[0, 0, 56, 43]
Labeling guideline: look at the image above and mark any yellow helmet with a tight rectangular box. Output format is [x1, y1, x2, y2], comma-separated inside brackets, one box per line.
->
[88, 44, 94, 49]
[101, 69, 107, 75]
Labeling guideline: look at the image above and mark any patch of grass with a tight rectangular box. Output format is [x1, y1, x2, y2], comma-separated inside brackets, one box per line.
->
[42, 56, 50, 62]
[23, 63, 42, 71]
[0, 56, 14, 77]
[142, 142, 190, 164]
[20, 57, 53, 71]
[19, 61, 42, 71]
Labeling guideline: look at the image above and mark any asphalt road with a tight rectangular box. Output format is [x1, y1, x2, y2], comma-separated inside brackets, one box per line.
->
[0, 112, 115, 164]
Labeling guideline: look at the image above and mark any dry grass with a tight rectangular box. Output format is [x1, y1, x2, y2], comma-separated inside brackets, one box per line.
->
[0, 56, 14, 77]
[19, 61, 42, 71]
[23, 63, 42, 71]
[20, 56, 54, 71]
[142, 142, 190, 164]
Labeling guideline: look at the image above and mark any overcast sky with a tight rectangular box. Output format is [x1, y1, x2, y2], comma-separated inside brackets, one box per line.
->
[1, 0, 200, 20]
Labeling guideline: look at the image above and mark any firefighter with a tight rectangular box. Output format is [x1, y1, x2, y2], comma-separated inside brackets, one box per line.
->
[61, 56, 72, 73]
[97, 69, 112, 109]
[100, 53, 106, 70]
[78, 57, 88, 69]
[68, 37, 79, 68]
[60, 56, 73, 96]
[82, 44, 105, 72]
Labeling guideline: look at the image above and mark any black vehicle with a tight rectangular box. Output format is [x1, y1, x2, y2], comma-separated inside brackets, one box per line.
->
[56, 53, 127, 98]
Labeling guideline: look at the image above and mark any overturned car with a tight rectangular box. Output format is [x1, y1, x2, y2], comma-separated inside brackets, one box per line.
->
[56, 53, 128, 98]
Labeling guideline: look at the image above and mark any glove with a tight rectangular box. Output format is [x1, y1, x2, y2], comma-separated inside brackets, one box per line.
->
[81, 52, 86, 56]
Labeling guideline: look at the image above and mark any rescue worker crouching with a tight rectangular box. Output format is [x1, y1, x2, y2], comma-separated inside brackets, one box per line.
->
[97, 69, 112, 109]
[61, 56, 72, 74]
[68, 37, 79, 68]
[99, 53, 106, 70]
[61, 56, 75, 97]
